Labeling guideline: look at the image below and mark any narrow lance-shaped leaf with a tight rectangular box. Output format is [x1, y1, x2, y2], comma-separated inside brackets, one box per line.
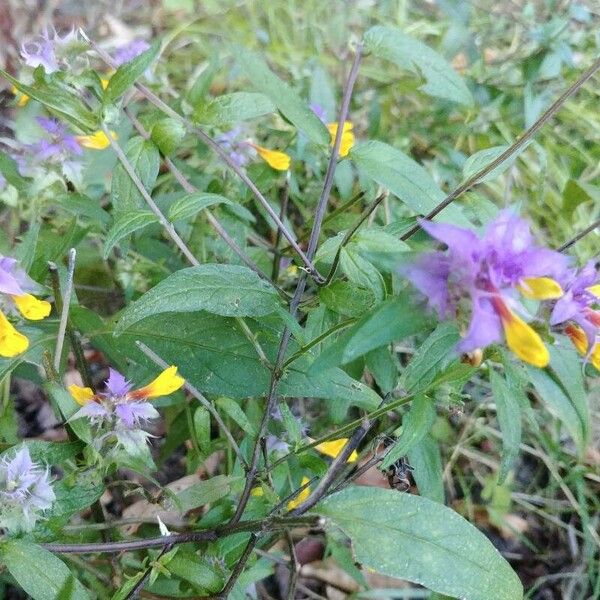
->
[235, 45, 329, 145]
[194, 91, 276, 125]
[105, 40, 161, 101]
[363, 26, 473, 106]
[350, 141, 470, 226]
[318, 487, 522, 600]
[490, 370, 522, 484]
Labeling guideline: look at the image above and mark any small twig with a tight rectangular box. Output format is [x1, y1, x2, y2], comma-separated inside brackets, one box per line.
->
[135, 341, 249, 470]
[400, 54, 600, 241]
[53, 249, 76, 372]
[124, 108, 278, 288]
[271, 177, 290, 282]
[557, 217, 600, 252]
[125, 544, 173, 600]
[225, 41, 364, 529]
[235, 317, 271, 367]
[101, 123, 200, 267]
[213, 533, 259, 599]
[81, 30, 323, 283]
[320, 191, 387, 286]
[288, 416, 373, 515]
[285, 530, 299, 600]
[42, 515, 318, 554]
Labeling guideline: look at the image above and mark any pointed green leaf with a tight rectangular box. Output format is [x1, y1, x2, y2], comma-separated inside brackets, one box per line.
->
[318, 487, 522, 600]
[194, 91, 275, 125]
[363, 26, 472, 105]
[104, 210, 158, 258]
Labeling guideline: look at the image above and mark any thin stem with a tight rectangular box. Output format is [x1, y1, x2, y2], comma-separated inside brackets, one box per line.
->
[285, 530, 299, 600]
[82, 30, 322, 282]
[125, 544, 173, 600]
[271, 178, 290, 282]
[214, 533, 259, 599]
[225, 43, 364, 528]
[135, 341, 249, 470]
[101, 124, 199, 267]
[53, 248, 76, 372]
[124, 108, 277, 288]
[557, 217, 600, 252]
[42, 515, 319, 554]
[400, 54, 600, 241]
[288, 416, 374, 515]
[320, 191, 386, 286]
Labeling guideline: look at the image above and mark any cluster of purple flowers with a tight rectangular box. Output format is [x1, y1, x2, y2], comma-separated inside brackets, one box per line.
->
[405, 211, 599, 368]
[0, 448, 54, 532]
[69, 366, 184, 457]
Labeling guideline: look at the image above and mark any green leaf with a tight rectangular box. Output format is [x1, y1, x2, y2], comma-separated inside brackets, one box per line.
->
[48, 477, 104, 520]
[365, 346, 398, 393]
[103, 210, 158, 258]
[562, 180, 600, 216]
[0, 151, 29, 192]
[193, 406, 211, 454]
[350, 141, 470, 226]
[527, 364, 586, 456]
[175, 474, 238, 512]
[0, 440, 82, 465]
[408, 435, 444, 503]
[363, 26, 472, 106]
[339, 247, 385, 301]
[46, 383, 93, 444]
[151, 117, 186, 156]
[490, 371, 522, 484]
[319, 281, 375, 318]
[169, 192, 236, 222]
[73, 309, 380, 410]
[310, 294, 432, 373]
[381, 395, 436, 469]
[462, 145, 514, 183]
[166, 553, 224, 594]
[110, 136, 160, 212]
[116, 264, 281, 332]
[194, 91, 275, 125]
[235, 46, 329, 145]
[0, 70, 98, 132]
[1, 540, 90, 600]
[318, 487, 522, 600]
[54, 192, 111, 227]
[216, 397, 256, 435]
[105, 40, 161, 101]
[402, 323, 460, 392]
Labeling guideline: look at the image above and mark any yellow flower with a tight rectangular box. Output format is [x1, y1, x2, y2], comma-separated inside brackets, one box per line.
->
[76, 130, 117, 150]
[315, 438, 358, 463]
[11, 294, 51, 321]
[68, 384, 95, 406]
[11, 86, 29, 107]
[100, 78, 110, 90]
[565, 324, 600, 371]
[326, 122, 355, 157]
[0, 311, 29, 358]
[501, 310, 549, 368]
[129, 366, 185, 400]
[251, 144, 291, 171]
[518, 277, 563, 300]
[287, 476, 311, 510]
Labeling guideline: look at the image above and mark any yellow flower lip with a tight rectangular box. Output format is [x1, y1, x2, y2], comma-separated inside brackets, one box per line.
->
[129, 365, 185, 400]
[11, 294, 51, 321]
[68, 384, 96, 406]
[518, 277, 563, 300]
[249, 143, 291, 171]
[0, 310, 29, 357]
[76, 130, 117, 150]
[287, 476, 311, 510]
[327, 121, 355, 157]
[314, 438, 358, 463]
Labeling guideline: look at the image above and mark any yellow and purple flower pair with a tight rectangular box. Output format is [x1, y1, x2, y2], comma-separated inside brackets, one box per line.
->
[404, 211, 569, 368]
[69, 366, 184, 454]
[0, 256, 51, 358]
[311, 103, 355, 157]
[550, 261, 600, 369]
[216, 127, 290, 171]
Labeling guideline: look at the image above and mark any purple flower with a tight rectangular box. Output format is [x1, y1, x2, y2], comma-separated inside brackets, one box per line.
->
[20, 27, 79, 73]
[113, 39, 150, 66]
[0, 447, 55, 532]
[216, 127, 253, 168]
[403, 211, 569, 367]
[69, 366, 183, 455]
[550, 260, 600, 349]
[29, 117, 82, 163]
[0, 256, 39, 296]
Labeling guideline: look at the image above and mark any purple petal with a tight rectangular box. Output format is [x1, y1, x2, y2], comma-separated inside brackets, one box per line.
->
[6, 448, 33, 481]
[105, 368, 132, 397]
[402, 252, 452, 318]
[71, 402, 109, 422]
[0, 259, 25, 295]
[115, 401, 158, 429]
[457, 295, 502, 352]
[550, 290, 579, 326]
[419, 219, 480, 259]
